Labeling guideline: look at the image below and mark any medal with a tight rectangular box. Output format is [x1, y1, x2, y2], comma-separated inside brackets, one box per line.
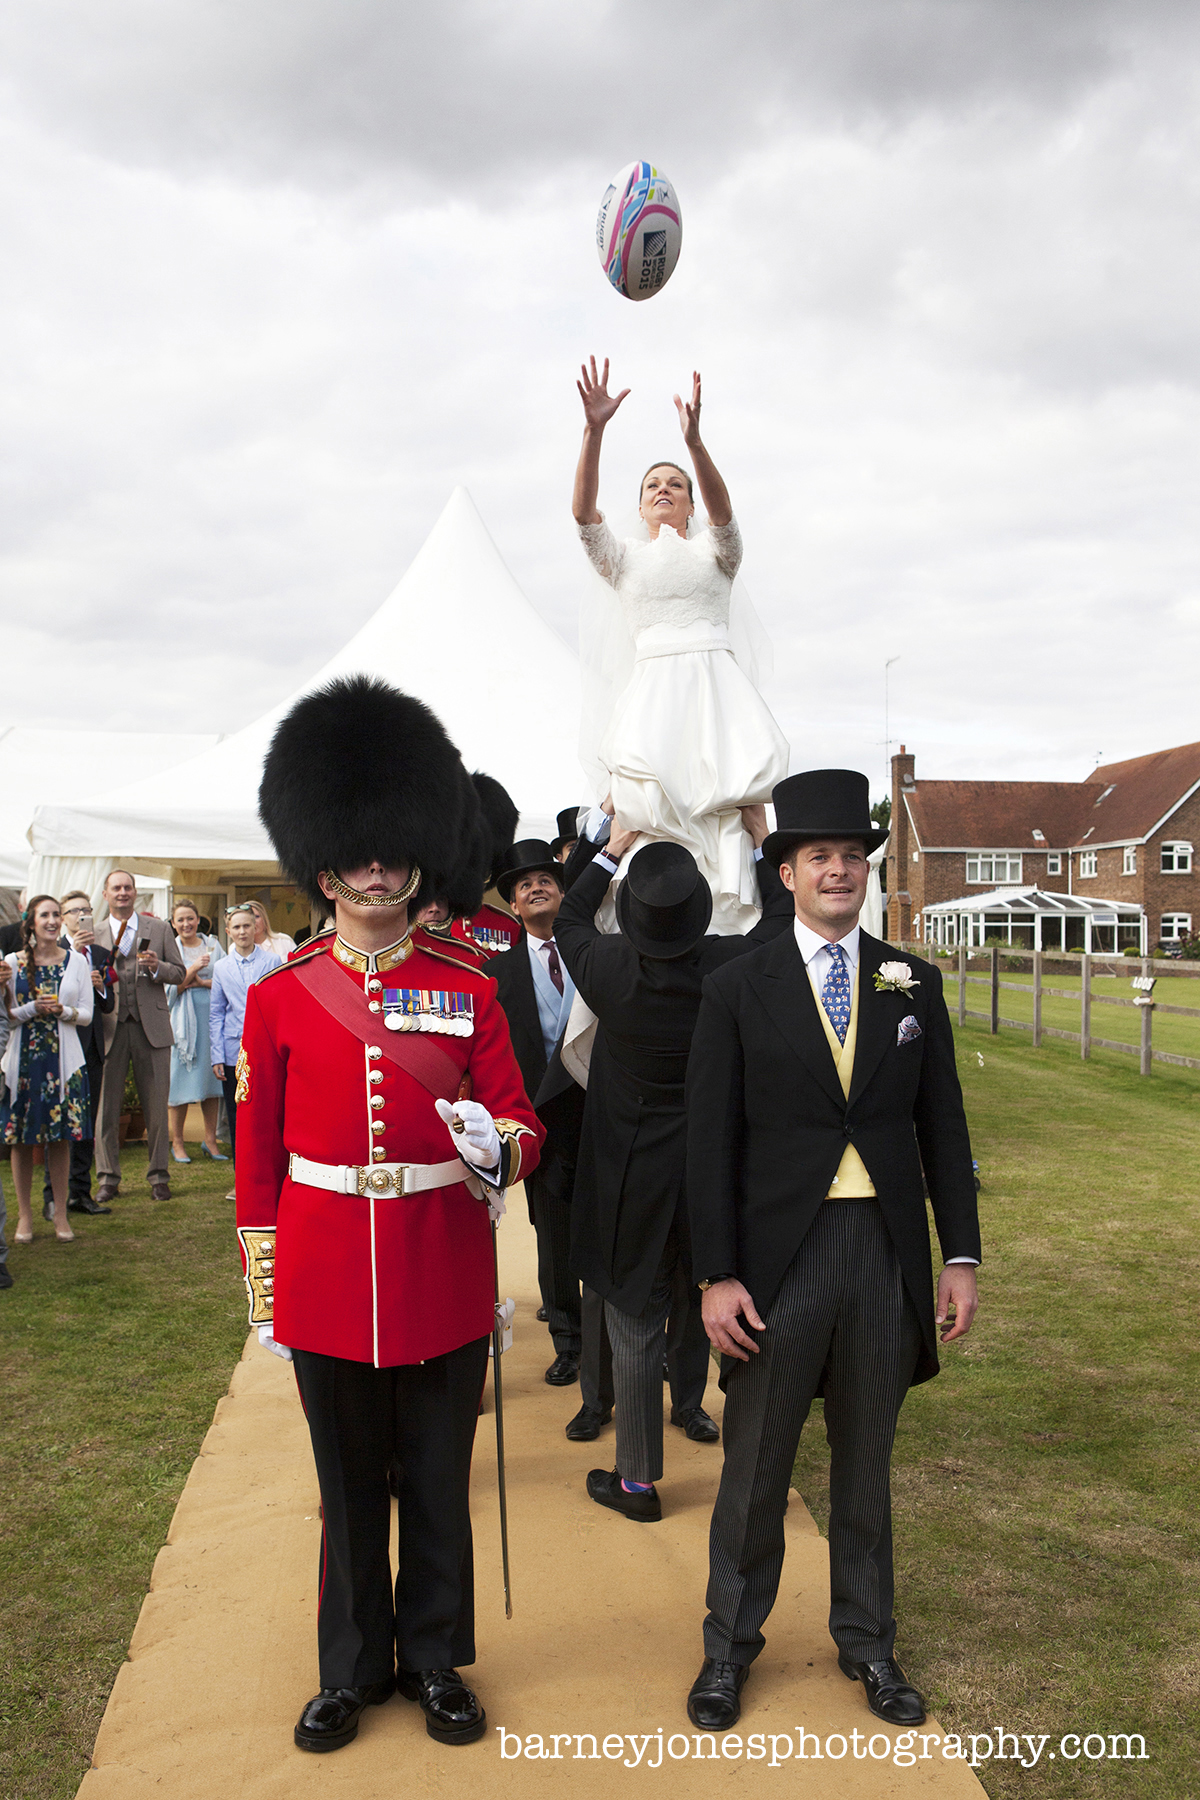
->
[381, 988, 474, 1036]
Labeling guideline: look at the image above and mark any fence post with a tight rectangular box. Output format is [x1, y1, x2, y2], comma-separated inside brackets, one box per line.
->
[1032, 949, 1042, 1048]
[1139, 956, 1154, 1077]
[958, 942, 966, 1027]
[1080, 952, 1091, 1060]
[990, 945, 999, 1035]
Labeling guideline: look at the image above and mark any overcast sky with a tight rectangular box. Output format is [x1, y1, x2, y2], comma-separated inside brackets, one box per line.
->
[3, 0, 1198, 799]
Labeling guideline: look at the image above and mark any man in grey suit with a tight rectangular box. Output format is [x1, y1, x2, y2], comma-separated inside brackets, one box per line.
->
[685, 770, 981, 1732]
[94, 870, 187, 1204]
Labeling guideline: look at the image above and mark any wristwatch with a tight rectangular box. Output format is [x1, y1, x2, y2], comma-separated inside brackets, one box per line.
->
[697, 1275, 734, 1291]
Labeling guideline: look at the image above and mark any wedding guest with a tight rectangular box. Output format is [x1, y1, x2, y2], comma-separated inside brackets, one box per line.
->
[94, 870, 188, 1205]
[210, 907, 280, 1182]
[241, 898, 296, 961]
[167, 899, 227, 1165]
[0, 963, 12, 1287]
[2, 895, 94, 1243]
[0, 894, 27, 956]
[56, 892, 115, 1216]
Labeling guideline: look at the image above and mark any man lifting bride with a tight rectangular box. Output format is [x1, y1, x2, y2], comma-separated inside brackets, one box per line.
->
[572, 357, 789, 933]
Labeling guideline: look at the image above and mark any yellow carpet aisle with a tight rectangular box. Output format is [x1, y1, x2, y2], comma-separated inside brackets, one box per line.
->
[77, 1198, 982, 1800]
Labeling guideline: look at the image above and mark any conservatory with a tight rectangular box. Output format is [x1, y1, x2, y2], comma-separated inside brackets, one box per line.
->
[921, 886, 1146, 954]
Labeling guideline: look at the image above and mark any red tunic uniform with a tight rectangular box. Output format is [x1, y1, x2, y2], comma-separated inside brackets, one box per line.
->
[452, 900, 522, 960]
[236, 931, 541, 1367]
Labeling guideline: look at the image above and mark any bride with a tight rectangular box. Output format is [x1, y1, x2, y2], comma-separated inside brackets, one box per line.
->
[572, 357, 789, 932]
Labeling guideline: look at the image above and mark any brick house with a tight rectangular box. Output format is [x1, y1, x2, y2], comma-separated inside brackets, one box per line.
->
[885, 740, 1200, 951]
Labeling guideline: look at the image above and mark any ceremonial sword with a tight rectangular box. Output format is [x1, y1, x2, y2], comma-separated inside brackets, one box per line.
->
[491, 1221, 513, 1620]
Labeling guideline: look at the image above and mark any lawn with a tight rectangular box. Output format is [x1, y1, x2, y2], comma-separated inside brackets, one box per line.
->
[793, 1015, 1200, 1798]
[0, 1147, 248, 1800]
[943, 957, 1200, 1062]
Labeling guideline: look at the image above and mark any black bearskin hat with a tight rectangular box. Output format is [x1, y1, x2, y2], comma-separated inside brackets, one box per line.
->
[471, 771, 519, 887]
[258, 676, 485, 917]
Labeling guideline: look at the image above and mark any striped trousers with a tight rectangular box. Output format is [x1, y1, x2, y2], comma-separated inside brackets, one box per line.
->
[703, 1200, 921, 1666]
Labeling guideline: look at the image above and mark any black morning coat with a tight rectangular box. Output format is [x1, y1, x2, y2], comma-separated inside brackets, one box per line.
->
[554, 853, 793, 1316]
[685, 930, 981, 1386]
[486, 930, 584, 1162]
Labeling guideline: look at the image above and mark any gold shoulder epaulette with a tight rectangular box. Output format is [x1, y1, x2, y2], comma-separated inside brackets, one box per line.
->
[258, 940, 328, 984]
[416, 933, 489, 976]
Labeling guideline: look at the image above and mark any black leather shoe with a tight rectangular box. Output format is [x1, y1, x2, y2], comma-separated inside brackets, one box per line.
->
[536, 1305, 548, 1321]
[565, 1403, 612, 1441]
[396, 1668, 486, 1743]
[670, 1405, 720, 1443]
[838, 1653, 926, 1724]
[586, 1467, 662, 1521]
[544, 1351, 580, 1386]
[68, 1196, 112, 1215]
[42, 1197, 55, 1222]
[687, 1658, 748, 1730]
[294, 1677, 395, 1751]
[0, 1266, 13, 1289]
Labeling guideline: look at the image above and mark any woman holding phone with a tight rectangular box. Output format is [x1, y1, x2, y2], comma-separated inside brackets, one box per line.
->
[2, 895, 94, 1241]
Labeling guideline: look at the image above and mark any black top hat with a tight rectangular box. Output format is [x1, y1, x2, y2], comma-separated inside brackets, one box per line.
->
[494, 840, 565, 906]
[550, 806, 581, 857]
[614, 841, 712, 959]
[762, 769, 889, 868]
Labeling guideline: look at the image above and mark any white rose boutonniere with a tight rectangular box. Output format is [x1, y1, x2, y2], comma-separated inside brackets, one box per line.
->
[874, 961, 921, 995]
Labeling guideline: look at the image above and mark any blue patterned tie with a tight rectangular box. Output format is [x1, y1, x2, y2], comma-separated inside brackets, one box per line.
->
[820, 943, 852, 1045]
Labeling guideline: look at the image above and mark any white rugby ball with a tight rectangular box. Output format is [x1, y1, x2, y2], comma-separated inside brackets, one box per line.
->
[596, 161, 682, 301]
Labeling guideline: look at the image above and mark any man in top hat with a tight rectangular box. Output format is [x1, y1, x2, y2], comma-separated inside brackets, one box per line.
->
[237, 676, 542, 1754]
[450, 772, 523, 958]
[486, 839, 583, 1384]
[683, 770, 980, 1732]
[551, 806, 581, 863]
[554, 806, 792, 1522]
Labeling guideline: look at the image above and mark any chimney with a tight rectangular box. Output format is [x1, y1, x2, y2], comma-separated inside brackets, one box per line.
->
[888, 746, 915, 941]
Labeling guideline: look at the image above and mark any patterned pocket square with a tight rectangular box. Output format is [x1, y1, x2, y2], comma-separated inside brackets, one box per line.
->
[897, 1015, 922, 1046]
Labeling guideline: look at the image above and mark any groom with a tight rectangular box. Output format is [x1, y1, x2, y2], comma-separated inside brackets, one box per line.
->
[684, 769, 980, 1731]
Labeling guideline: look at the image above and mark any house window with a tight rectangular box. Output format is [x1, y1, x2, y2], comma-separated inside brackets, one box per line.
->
[1079, 851, 1098, 878]
[1046, 854, 1062, 875]
[1122, 845, 1137, 875]
[1161, 913, 1192, 942]
[1162, 841, 1193, 873]
[966, 853, 1023, 884]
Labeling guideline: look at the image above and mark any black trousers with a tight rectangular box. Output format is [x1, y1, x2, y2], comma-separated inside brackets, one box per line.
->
[292, 1336, 490, 1688]
[704, 1201, 921, 1667]
[527, 1152, 582, 1356]
[221, 1072, 239, 1163]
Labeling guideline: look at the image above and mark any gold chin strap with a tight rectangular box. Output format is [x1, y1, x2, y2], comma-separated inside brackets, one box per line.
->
[322, 865, 422, 908]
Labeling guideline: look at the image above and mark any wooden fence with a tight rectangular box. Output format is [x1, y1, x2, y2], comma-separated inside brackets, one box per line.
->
[896, 945, 1200, 1076]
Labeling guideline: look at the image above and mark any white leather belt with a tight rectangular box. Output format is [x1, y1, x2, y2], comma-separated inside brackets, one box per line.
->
[288, 1152, 476, 1199]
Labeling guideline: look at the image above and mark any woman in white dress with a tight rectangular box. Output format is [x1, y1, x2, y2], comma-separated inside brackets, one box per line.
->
[572, 359, 788, 933]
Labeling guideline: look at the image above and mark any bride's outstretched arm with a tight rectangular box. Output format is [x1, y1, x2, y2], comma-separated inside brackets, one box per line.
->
[675, 371, 732, 528]
[573, 356, 630, 524]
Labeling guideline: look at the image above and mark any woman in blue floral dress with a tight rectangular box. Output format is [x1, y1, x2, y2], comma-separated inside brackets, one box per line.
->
[2, 895, 93, 1242]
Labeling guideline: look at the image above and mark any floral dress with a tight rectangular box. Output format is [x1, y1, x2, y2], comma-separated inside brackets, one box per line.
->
[2, 960, 89, 1145]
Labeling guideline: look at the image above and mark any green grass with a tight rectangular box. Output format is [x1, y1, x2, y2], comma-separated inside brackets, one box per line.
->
[0, 1145, 247, 1800]
[792, 1018, 1200, 1797]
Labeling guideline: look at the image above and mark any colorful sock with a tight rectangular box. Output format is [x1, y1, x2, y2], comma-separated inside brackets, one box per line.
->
[621, 1477, 653, 1493]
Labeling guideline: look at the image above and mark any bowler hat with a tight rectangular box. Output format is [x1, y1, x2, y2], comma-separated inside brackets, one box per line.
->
[614, 841, 712, 959]
[761, 769, 889, 868]
[550, 806, 581, 858]
[494, 840, 565, 906]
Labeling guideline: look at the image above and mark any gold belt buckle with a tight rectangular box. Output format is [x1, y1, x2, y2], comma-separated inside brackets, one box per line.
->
[356, 1164, 407, 1196]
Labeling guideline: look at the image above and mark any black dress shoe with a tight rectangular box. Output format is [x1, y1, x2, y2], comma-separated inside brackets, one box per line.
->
[294, 1677, 395, 1751]
[670, 1405, 720, 1443]
[837, 1652, 926, 1724]
[42, 1197, 55, 1222]
[536, 1305, 548, 1321]
[0, 1266, 13, 1290]
[687, 1658, 748, 1730]
[565, 1402, 612, 1441]
[586, 1467, 662, 1521]
[544, 1351, 580, 1386]
[68, 1196, 111, 1215]
[396, 1667, 486, 1743]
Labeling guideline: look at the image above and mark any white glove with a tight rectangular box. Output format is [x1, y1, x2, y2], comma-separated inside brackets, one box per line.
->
[435, 1097, 501, 1173]
[257, 1324, 293, 1363]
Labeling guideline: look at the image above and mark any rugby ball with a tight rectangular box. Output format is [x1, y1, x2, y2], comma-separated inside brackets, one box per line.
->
[596, 161, 682, 302]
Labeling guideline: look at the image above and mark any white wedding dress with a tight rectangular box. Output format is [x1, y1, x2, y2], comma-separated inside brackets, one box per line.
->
[578, 513, 789, 933]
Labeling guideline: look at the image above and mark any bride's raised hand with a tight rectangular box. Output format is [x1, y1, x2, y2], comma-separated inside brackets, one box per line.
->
[577, 356, 631, 431]
[673, 370, 702, 448]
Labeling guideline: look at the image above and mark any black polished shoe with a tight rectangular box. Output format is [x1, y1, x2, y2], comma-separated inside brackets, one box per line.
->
[586, 1467, 662, 1521]
[42, 1196, 55, 1222]
[0, 1266, 13, 1290]
[68, 1196, 112, 1215]
[565, 1402, 612, 1441]
[544, 1351, 580, 1386]
[687, 1658, 748, 1730]
[838, 1652, 926, 1724]
[396, 1667, 486, 1743]
[670, 1405, 720, 1443]
[294, 1677, 395, 1752]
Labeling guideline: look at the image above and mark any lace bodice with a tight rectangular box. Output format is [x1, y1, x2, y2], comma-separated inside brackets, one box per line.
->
[579, 515, 743, 638]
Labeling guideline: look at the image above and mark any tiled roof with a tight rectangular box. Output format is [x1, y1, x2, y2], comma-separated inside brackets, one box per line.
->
[907, 739, 1200, 849]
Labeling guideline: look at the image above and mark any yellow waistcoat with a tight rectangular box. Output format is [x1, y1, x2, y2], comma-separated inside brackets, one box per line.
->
[813, 966, 877, 1199]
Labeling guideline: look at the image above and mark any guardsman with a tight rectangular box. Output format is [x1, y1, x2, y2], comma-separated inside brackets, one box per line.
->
[238, 676, 542, 1755]
[450, 772, 523, 958]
